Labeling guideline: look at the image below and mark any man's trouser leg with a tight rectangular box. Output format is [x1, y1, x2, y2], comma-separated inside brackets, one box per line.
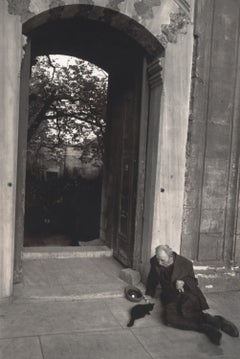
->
[164, 302, 222, 345]
[164, 302, 201, 331]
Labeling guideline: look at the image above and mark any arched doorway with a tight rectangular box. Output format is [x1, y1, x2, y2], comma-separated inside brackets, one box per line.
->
[14, 4, 164, 281]
[24, 54, 106, 247]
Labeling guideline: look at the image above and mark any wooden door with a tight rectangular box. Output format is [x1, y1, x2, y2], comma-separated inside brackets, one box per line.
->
[101, 59, 143, 267]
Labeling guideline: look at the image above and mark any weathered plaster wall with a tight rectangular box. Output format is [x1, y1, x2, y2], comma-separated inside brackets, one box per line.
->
[144, 0, 194, 257]
[182, 0, 240, 265]
[235, 184, 240, 263]
[0, 0, 22, 299]
[151, 20, 194, 256]
[7, 0, 190, 50]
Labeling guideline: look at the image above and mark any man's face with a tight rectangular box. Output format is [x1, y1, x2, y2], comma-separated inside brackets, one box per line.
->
[156, 250, 173, 267]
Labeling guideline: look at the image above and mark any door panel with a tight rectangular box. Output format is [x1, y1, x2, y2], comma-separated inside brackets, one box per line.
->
[101, 59, 143, 266]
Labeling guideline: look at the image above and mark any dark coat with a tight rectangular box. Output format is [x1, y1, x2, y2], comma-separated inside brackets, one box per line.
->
[145, 253, 209, 311]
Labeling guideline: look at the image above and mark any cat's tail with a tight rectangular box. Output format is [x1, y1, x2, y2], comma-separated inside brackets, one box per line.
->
[127, 318, 134, 327]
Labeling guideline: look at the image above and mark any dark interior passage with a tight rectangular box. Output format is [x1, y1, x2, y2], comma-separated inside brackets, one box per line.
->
[24, 54, 107, 246]
[24, 174, 102, 246]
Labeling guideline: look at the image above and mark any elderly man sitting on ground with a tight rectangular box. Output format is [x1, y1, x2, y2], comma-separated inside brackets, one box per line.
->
[145, 244, 239, 345]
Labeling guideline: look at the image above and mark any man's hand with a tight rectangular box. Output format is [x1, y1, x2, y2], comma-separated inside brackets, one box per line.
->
[176, 280, 185, 292]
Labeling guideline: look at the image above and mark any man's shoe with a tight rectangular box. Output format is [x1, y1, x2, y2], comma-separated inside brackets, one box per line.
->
[214, 316, 239, 337]
[200, 324, 222, 345]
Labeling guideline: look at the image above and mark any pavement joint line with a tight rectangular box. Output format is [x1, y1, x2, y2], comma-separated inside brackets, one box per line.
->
[39, 327, 130, 338]
[38, 336, 45, 359]
[0, 327, 132, 341]
[130, 330, 155, 359]
[11, 296, 124, 305]
[103, 298, 126, 330]
[12, 292, 125, 302]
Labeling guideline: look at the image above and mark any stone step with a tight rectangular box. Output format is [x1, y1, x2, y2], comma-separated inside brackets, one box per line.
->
[196, 272, 240, 293]
[13, 290, 125, 303]
[22, 246, 113, 260]
[193, 266, 240, 292]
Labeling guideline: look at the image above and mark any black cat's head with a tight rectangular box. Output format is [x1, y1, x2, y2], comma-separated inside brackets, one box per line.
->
[148, 303, 154, 310]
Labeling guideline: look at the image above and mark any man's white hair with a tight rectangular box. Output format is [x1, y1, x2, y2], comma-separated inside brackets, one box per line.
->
[155, 244, 173, 257]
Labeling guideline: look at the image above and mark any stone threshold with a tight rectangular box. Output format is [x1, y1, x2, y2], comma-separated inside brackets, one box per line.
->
[22, 246, 113, 259]
[194, 266, 240, 293]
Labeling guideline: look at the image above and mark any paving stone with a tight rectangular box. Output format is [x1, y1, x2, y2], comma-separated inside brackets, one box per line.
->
[0, 337, 43, 359]
[89, 257, 124, 279]
[132, 326, 225, 359]
[40, 330, 152, 359]
[0, 300, 120, 339]
[22, 260, 51, 287]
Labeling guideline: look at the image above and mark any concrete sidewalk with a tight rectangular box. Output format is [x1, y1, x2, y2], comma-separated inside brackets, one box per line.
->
[1, 256, 240, 359]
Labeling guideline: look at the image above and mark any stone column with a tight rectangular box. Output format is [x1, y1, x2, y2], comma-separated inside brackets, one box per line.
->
[150, 3, 195, 256]
[0, 1, 22, 300]
[155, 28, 194, 255]
[140, 3, 195, 280]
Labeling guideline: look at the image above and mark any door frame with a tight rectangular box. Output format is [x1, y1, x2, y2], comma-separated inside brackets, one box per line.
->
[14, 39, 31, 283]
[134, 58, 163, 277]
[14, 50, 164, 281]
[14, 12, 164, 282]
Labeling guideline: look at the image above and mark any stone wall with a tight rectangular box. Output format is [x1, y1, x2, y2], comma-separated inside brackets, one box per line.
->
[182, 0, 240, 267]
[7, 0, 189, 50]
[0, 1, 22, 299]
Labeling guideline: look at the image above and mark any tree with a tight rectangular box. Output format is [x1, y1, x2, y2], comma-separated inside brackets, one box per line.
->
[27, 55, 108, 171]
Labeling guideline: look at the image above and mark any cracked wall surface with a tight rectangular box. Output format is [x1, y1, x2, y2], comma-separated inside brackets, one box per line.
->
[7, 0, 191, 48]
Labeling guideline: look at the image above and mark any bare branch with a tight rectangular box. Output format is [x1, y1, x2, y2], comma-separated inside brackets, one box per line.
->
[46, 55, 56, 81]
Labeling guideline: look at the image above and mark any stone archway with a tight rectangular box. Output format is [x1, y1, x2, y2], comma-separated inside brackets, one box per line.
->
[14, 4, 165, 282]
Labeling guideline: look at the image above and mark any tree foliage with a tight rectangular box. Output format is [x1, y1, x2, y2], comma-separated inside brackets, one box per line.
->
[28, 55, 108, 169]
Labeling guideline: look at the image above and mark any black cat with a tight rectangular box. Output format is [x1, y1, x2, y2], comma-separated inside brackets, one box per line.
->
[127, 303, 154, 327]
